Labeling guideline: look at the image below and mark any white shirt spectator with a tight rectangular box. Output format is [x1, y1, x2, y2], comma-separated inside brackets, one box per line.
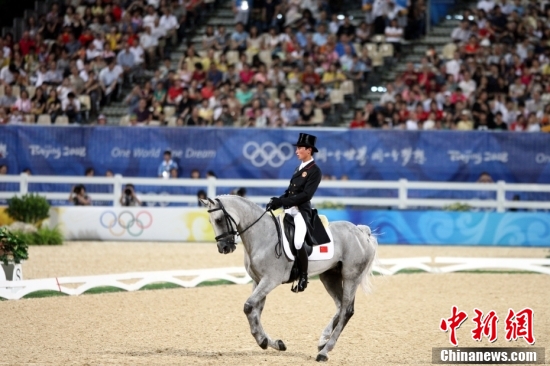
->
[329, 19, 341, 34]
[445, 58, 461, 80]
[99, 66, 121, 87]
[406, 118, 419, 130]
[147, 0, 160, 8]
[0, 66, 15, 84]
[62, 98, 81, 111]
[380, 90, 396, 105]
[92, 38, 104, 51]
[57, 85, 73, 102]
[160, 14, 179, 31]
[130, 45, 145, 64]
[451, 27, 471, 43]
[79, 69, 89, 82]
[384, 25, 403, 43]
[387, 4, 405, 20]
[151, 24, 167, 40]
[140, 33, 159, 48]
[143, 14, 158, 29]
[372, 0, 389, 17]
[3, 46, 11, 59]
[86, 48, 102, 60]
[458, 78, 477, 97]
[477, 0, 495, 13]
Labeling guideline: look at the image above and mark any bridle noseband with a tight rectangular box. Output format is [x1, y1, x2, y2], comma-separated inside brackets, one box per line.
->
[207, 198, 283, 257]
[207, 198, 240, 244]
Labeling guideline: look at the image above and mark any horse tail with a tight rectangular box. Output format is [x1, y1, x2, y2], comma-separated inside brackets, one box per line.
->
[357, 225, 379, 294]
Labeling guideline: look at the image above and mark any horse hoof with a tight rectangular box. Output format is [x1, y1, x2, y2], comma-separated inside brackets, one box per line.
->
[260, 338, 268, 350]
[316, 354, 329, 362]
[277, 340, 286, 351]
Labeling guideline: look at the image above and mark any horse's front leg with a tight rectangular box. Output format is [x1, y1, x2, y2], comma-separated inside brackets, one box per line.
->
[245, 279, 286, 351]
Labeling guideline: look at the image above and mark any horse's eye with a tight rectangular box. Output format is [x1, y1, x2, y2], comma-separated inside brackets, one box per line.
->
[215, 218, 222, 224]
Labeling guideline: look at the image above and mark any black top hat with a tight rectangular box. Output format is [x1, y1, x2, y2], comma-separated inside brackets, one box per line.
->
[293, 133, 318, 153]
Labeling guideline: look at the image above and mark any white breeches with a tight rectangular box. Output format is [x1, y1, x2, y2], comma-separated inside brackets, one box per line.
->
[285, 206, 306, 249]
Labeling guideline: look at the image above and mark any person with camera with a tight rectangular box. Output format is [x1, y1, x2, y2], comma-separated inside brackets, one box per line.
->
[69, 184, 92, 206]
[120, 184, 142, 206]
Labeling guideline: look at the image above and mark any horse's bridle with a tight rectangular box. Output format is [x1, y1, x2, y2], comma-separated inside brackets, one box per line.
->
[207, 198, 283, 257]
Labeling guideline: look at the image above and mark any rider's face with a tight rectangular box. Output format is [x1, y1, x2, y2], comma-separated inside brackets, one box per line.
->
[296, 146, 311, 162]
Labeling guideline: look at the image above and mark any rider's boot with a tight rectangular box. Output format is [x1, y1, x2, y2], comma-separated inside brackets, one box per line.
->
[292, 245, 308, 293]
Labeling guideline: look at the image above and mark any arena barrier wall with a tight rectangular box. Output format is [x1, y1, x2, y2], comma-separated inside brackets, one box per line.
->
[2, 207, 546, 246]
[1, 126, 550, 183]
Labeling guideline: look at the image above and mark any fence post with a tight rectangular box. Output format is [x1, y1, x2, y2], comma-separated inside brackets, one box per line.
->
[496, 180, 506, 213]
[19, 173, 28, 195]
[113, 174, 122, 207]
[207, 177, 217, 199]
[398, 179, 407, 210]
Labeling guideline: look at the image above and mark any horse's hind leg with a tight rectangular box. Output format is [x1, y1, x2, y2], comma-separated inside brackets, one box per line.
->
[317, 270, 343, 351]
[316, 278, 359, 362]
[245, 280, 286, 351]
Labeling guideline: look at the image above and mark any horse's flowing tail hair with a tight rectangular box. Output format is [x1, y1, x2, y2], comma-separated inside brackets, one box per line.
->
[357, 225, 379, 294]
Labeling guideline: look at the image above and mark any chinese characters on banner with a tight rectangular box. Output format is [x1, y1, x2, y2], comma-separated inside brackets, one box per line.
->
[315, 146, 427, 167]
[439, 307, 535, 346]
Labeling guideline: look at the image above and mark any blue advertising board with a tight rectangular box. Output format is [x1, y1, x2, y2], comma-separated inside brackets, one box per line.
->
[1, 127, 549, 184]
[320, 210, 550, 246]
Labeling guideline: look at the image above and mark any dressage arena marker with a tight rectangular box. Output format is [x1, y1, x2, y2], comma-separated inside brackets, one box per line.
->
[1, 257, 549, 300]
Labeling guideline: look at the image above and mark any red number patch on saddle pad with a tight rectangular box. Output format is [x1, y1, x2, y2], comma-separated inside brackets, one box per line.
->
[320, 246, 328, 253]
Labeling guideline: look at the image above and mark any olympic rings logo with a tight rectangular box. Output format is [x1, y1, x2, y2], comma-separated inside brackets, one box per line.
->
[242, 142, 294, 168]
[99, 210, 153, 237]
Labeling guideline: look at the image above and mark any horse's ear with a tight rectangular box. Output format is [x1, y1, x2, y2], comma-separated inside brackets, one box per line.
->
[208, 198, 216, 205]
[200, 198, 210, 207]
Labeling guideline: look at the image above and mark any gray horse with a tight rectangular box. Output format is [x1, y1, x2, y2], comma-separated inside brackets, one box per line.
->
[201, 195, 378, 362]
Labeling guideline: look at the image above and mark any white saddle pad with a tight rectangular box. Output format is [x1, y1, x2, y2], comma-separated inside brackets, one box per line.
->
[278, 214, 335, 261]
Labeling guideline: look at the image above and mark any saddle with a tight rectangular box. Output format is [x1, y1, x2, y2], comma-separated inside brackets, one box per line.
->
[282, 209, 331, 284]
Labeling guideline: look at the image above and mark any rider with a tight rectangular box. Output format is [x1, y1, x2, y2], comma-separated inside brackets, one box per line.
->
[267, 133, 322, 293]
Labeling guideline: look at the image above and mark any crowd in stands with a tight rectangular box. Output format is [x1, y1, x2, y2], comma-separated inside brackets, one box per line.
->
[2, 0, 548, 132]
[351, 0, 550, 131]
[0, 0, 426, 127]
[0, 0, 200, 125]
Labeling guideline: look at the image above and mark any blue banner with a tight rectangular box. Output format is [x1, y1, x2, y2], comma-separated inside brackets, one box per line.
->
[320, 210, 550, 246]
[1, 126, 550, 183]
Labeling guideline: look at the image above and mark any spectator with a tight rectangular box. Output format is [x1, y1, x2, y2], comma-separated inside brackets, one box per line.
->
[99, 59, 122, 105]
[0, 164, 7, 174]
[62, 92, 82, 123]
[158, 150, 178, 178]
[133, 98, 152, 124]
[197, 189, 207, 207]
[69, 184, 92, 205]
[384, 19, 403, 56]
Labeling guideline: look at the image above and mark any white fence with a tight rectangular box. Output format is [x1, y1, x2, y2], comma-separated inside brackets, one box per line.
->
[1, 174, 550, 212]
[1, 257, 549, 300]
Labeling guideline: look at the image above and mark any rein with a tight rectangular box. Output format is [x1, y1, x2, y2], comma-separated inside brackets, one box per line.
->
[208, 198, 283, 258]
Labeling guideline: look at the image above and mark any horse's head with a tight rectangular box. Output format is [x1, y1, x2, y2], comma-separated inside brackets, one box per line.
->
[201, 197, 239, 254]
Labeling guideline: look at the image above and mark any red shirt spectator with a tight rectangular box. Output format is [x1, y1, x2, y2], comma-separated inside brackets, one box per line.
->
[200, 82, 215, 99]
[192, 67, 206, 85]
[301, 71, 321, 86]
[401, 63, 418, 88]
[350, 111, 366, 129]
[112, 5, 123, 21]
[19, 32, 35, 56]
[167, 81, 184, 104]
[450, 89, 467, 104]
[239, 65, 255, 85]
[79, 30, 94, 47]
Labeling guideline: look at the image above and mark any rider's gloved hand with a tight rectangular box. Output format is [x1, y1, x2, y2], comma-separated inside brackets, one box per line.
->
[267, 197, 283, 210]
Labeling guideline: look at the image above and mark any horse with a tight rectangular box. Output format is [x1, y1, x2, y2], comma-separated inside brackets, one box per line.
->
[200, 195, 378, 362]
